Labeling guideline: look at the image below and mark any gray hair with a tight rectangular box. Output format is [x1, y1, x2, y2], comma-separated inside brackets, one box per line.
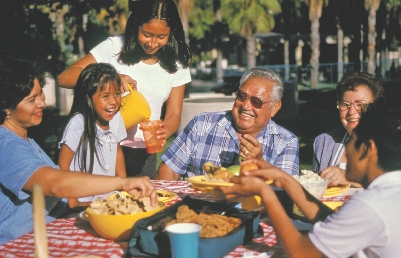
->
[239, 68, 284, 101]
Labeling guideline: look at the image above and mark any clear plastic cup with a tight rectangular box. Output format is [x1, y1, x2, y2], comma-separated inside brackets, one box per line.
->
[139, 120, 163, 154]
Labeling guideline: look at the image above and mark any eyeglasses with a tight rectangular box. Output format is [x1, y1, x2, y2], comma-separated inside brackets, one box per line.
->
[337, 101, 370, 111]
[235, 90, 275, 109]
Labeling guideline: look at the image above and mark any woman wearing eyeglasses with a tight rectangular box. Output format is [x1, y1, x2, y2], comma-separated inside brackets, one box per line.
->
[312, 72, 385, 187]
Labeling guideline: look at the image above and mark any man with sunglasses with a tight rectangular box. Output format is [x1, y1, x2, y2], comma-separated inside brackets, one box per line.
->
[157, 68, 299, 180]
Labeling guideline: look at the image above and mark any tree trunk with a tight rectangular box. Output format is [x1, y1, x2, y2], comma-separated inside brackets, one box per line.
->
[246, 35, 256, 69]
[51, 4, 71, 115]
[214, 1, 224, 83]
[177, 0, 192, 44]
[284, 40, 290, 81]
[367, 7, 377, 75]
[337, 23, 344, 82]
[180, 9, 189, 44]
[310, 18, 320, 89]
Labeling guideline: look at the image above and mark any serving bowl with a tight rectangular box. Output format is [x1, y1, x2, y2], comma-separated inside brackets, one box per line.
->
[86, 201, 165, 241]
[299, 178, 330, 199]
[293, 175, 329, 217]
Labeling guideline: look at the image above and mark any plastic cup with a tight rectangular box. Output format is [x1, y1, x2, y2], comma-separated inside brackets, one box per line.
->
[166, 223, 202, 258]
[139, 120, 163, 154]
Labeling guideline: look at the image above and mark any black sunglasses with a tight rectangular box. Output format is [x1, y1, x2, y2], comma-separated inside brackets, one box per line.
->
[235, 90, 275, 109]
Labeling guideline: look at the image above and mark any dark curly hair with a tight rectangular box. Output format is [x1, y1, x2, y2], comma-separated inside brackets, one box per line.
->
[0, 52, 46, 123]
[336, 72, 385, 103]
[354, 104, 401, 172]
[118, 0, 191, 73]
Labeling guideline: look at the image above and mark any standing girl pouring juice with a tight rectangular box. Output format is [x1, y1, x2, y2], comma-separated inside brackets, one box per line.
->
[57, 0, 192, 179]
[58, 63, 127, 208]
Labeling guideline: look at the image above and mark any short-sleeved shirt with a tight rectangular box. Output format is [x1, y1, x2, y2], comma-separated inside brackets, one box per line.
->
[90, 36, 191, 148]
[312, 127, 348, 172]
[162, 111, 299, 176]
[0, 126, 61, 244]
[309, 171, 401, 257]
[58, 112, 127, 202]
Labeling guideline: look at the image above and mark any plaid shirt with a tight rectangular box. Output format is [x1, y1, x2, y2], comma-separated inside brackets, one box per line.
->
[162, 111, 299, 177]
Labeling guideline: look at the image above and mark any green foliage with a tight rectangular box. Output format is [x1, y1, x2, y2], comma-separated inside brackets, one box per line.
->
[221, 0, 281, 37]
[188, 0, 215, 39]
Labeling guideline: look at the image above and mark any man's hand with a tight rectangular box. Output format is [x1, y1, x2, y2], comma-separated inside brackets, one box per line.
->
[239, 134, 263, 160]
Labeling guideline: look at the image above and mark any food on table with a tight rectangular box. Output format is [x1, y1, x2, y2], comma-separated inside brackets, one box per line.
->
[293, 170, 329, 198]
[165, 205, 242, 238]
[89, 192, 162, 215]
[203, 162, 234, 182]
[227, 165, 241, 176]
[157, 191, 174, 198]
[203, 161, 260, 182]
[239, 163, 259, 174]
[294, 170, 324, 183]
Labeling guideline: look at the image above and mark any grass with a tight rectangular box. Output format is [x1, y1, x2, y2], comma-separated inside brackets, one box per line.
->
[29, 88, 341, 170]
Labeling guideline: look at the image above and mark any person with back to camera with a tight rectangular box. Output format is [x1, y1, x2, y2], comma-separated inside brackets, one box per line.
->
[157, 68, 299, 180]
[313, 72, 385, 188]
[0, 53, 157, 245]
[58, 63, 127, 208]
[220, 104, 401, 257]
[57, 0, 191, 179]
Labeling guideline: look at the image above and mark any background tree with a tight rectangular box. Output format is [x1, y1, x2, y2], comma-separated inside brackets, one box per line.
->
[276, 0, 305, 81]
[176, 0, 194, 44]
[221, 0, 281, 69]
[305, 0, 328, 89]
[365, 0, 381, 74]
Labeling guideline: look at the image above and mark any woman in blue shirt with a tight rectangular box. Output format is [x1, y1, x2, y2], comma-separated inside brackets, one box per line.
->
[0, 53, 157, 245]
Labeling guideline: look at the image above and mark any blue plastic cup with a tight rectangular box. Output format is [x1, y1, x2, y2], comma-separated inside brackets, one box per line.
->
[166, 223, 202, 258]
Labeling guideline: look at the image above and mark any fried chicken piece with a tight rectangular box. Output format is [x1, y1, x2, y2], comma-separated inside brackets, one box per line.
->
[198, 213, 241, 238]
[164, 205, 242, 238]
[175, 205, 199, 223]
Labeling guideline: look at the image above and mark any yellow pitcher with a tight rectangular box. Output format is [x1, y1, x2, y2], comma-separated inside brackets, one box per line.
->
[120, 84, 151, 129]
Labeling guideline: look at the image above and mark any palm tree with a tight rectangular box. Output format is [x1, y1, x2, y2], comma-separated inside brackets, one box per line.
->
[221, 0, 281, 69]
[176, 0, 194, 44]
[305, 0, 328, 89]
[281, 0, 295, 81]
[332, 0, 346, 82]
[365, 0, 381, 75]
[213, 0, 224, 83]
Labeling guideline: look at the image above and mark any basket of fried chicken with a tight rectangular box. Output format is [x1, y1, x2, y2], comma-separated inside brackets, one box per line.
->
[128, 196, 261, 258]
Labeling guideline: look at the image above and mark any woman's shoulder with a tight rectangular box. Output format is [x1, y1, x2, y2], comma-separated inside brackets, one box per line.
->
[90, 36, 124, 56]
[315, 127, 346, 141]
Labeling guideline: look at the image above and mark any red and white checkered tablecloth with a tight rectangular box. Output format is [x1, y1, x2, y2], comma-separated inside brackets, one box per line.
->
[0, 218, 123, 258]
[0, 180, 356, 258]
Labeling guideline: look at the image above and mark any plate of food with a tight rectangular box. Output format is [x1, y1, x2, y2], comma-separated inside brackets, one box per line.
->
[187, 175, 273, 190]
[188, 162, 273, 190]
[156, 190, 178, 203]
[323, 201, 344, 212]
[323, 185, 350, 197]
